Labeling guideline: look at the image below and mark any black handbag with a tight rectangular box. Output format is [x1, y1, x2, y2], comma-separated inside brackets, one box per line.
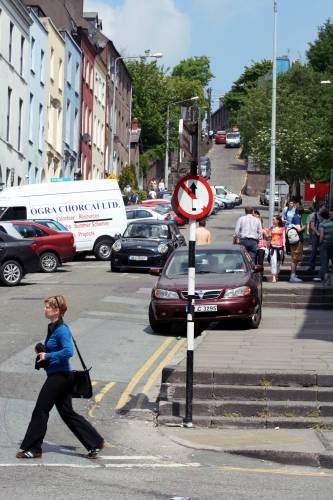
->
[71, 335, 93, 399]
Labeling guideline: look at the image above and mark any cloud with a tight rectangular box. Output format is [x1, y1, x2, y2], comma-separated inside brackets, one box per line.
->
[83, 0, 191, 69]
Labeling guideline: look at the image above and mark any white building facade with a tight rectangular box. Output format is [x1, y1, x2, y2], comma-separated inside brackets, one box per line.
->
[92, 55, 106, 179]
[0, 0, 32, 188]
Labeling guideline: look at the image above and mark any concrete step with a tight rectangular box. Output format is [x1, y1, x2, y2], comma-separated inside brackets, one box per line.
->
[158, 399, 333, 418]
[160, 383, 333, 402]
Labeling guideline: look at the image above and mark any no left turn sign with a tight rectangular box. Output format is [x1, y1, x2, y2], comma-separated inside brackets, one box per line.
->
[173, 175, 213, 220]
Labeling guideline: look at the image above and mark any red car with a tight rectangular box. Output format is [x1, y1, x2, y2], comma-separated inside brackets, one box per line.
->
[215, 130, 226, 144]
[141, 199, 185, 226]
[149, 244, 263, 332]
[0, 221, 75, 272]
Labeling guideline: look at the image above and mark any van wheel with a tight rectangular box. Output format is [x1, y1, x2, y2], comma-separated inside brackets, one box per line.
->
[40, 252, 59, 273]
[0, 260, 23, 286]
[94, 238, 114, 260]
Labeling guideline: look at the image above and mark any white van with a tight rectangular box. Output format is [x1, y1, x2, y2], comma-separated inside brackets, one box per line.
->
[0, 180, 127, 260]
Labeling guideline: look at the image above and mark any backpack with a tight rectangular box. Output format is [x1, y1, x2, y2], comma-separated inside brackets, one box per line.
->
[286, 224, 299, 245]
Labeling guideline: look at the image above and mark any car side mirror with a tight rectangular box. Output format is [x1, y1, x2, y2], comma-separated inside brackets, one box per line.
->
[150, 268, 162, 276]
[254, 265, 264, 273]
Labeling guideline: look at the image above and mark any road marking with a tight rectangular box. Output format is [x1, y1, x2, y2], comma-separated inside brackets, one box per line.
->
[219, 466, 333, 478]
[89, 381, 116, 417]
[0, 462, 201, 469]
[99, 455, 160, 460]
[138, 338, 185, 408]
[115, 337, 174, 410]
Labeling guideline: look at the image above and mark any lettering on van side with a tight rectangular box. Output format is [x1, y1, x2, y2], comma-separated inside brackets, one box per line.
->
[30, 200, 119, 216]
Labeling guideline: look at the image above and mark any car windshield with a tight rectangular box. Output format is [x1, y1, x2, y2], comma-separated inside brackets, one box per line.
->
[124, 223, 169, 239]
[215, 188, 227, 196]
[165, 251, 247, 277]
[227, 133, 240, 139]
[152, 205, 170, 215]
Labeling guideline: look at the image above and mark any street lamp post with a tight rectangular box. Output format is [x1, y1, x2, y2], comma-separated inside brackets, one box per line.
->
[165, 96, 199, 190]
[269, 0, 277, 227]
[110, 52, 163, 176]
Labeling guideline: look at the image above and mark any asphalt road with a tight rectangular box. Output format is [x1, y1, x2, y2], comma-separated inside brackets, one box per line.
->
[1, 145, 332, 499]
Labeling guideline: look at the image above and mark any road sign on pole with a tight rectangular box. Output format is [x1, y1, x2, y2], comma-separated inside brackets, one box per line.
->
[173, 175, 213, 221]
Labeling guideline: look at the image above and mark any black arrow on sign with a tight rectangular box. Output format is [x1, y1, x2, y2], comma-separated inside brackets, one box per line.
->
[190, 183, 197, 196]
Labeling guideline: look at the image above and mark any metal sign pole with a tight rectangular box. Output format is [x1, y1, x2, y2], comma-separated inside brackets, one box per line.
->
[329, 169, 333, 211]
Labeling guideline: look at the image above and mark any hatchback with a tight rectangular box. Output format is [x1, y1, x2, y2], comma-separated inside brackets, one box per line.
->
[0, 221, 75, 272]
[0, 231, 40, 286]
[215, 131, 227, 144]
[149, 244, 263, 332]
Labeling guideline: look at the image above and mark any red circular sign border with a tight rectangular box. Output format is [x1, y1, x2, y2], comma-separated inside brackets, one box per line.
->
[173, 175, 213, 220]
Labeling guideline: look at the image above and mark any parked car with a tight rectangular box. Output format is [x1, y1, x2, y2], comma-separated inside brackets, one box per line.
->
[126, 206, 169, 223]
[111, 220, 186, 272]
[0, 221, 75, 272]
[30, 219, 70, 232]
[225, 132, 241, 148]
[149, 244, 263, 332]
[141, 199, 185, 226]
[214, 185, 242, 206]
[215, 131, 227, 144]
[200, 156, 211, 180]
[0, 231, 40, 286]
[215, 195, 234, 209]
[259, 189, 279, 206]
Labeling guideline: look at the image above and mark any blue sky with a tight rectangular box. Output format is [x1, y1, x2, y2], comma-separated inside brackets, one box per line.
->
[84, 0, 333, 112]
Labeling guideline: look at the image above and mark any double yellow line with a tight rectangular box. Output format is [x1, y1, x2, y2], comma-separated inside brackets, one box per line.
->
[88, 336, 185, 417]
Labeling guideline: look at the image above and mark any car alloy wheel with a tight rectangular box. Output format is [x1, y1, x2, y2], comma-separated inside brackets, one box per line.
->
[0, 260, 23, 286]
[40, 252, 59, 273]
[248, 304, 262, 329]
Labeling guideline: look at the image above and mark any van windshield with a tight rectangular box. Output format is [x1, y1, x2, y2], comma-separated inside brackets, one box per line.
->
[0, 207, 8, 219]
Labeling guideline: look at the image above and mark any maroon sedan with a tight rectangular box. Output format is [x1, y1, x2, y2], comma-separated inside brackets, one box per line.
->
[149, 244, 263, 332]
[215, 130, 226, 144]
[0, 221, 75, 273]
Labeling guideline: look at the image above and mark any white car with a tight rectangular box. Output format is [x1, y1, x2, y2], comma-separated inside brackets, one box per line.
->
[226, 132, 241, 148]
[125, 206, 168, 223]
[214, 185, 242, 206]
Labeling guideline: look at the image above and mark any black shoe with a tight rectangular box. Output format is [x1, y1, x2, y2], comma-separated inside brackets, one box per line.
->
[87, 440, 105, 459]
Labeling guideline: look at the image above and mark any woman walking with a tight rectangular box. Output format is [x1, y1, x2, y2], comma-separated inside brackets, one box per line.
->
[269, 215, 286, 282]
[16, 295, 104, 460]
[254, 210, 268, 265]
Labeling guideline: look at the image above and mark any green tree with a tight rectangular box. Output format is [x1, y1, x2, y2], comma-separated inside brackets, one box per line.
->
[307, 19, 333, 75]
[171, 56, 214, 88]
[223, 60, 272, 114]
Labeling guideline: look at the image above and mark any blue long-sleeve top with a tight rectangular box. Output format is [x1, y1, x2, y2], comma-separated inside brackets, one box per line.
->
[44, 318, 74, 375]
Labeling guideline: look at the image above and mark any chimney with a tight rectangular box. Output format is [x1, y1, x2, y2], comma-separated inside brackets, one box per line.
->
[132, 118, 139, 130]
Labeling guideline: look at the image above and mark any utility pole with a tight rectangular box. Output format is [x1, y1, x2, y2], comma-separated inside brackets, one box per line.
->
[269, 0, 277, 227]
[206, 87, 212, 141]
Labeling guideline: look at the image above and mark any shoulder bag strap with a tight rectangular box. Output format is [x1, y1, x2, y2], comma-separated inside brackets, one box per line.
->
[71, 335, 88, 370]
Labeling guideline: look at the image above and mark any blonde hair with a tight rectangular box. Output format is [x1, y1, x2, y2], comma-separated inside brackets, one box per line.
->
[44, 295, 67, 317]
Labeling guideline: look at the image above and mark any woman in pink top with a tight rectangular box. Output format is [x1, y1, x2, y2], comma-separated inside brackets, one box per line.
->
[269, 215, 286, 282]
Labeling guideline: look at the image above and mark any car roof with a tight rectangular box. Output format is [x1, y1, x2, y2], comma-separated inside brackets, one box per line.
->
[127, 219, 174, 226]
[173, 243, 242, 253]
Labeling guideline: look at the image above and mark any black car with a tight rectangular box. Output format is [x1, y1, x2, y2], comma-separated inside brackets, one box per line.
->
[110, 220, 186, 272]
[0, 231, 40, 286]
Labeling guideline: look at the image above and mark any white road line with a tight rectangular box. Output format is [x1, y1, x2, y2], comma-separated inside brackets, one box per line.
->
[99, 455, 160, 460]
[0, 463, 201, 468]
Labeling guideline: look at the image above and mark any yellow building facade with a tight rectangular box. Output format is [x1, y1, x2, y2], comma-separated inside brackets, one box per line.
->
[41, 18, 65, 181]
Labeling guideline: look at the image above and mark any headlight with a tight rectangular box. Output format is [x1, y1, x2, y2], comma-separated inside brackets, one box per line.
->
[112, 240, 122, 252]
[155, 288, 179, 299]
[157, 243, 168, 254]
[224, 286, 251, 298]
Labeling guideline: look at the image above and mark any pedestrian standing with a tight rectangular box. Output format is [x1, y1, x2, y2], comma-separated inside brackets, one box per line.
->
[268, 215, 286, 283]
[196, 219, 211, 245]
[16, 295, 104, 460]
[158, 178, 165, 198]
[308, 202, 326, 272]
[288, 206, 305, 283]
[253, 210, 269, 265]
[314, 209, 333, 282]
[233, 207, 263, 263]
[282, 199, 296, 255]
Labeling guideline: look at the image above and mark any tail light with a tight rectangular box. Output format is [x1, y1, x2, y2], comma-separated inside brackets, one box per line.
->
[164, 216, 169, 220]
[30, 243, 37, 252]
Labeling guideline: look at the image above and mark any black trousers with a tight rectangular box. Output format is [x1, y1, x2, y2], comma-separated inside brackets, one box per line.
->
[21, 372, 103, 454]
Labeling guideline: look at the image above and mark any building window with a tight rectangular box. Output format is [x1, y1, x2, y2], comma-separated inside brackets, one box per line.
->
[93, 115, 96, 145]
[30, 37, 35, 73]
[28, 93, 34, 143]
[101, 124, 104, 152]
[40, 49, 45, 84]
[18, 98, 23, 151]
[67, 52, 72, 86]
[66, 99, 70, 145]
[50, 47, 54, 80]
[58, 59, 63, 90]
[90, 67, 94, 90]
[6, 87, 12, 142]
[20, 36, 24, 76]
[38, 104, 43, 151]
[86, 62, 89, 84]
[85, 106, 88, 134]
[75, 62, 79, 94]
[74, 108, 78, 151]
[82, 104, 85, 135]
[89, 111, 92, 137]
[35, 167, 38, 183]
[28, 161, 32, 183]
[97, 120, 100, 150]
[9, 22, 13, 63]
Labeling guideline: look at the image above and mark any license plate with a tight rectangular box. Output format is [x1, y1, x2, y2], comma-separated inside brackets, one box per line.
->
[129, 255, 148, 261]
[194, 304, 218, 312]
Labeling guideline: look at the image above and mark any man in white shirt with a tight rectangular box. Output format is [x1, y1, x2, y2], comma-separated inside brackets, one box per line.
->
[234, 207, 263, 263]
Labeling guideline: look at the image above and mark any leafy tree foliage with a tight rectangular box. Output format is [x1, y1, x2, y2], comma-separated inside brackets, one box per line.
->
[307, 19, 333, 75]
[171, 56, 214, 88]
